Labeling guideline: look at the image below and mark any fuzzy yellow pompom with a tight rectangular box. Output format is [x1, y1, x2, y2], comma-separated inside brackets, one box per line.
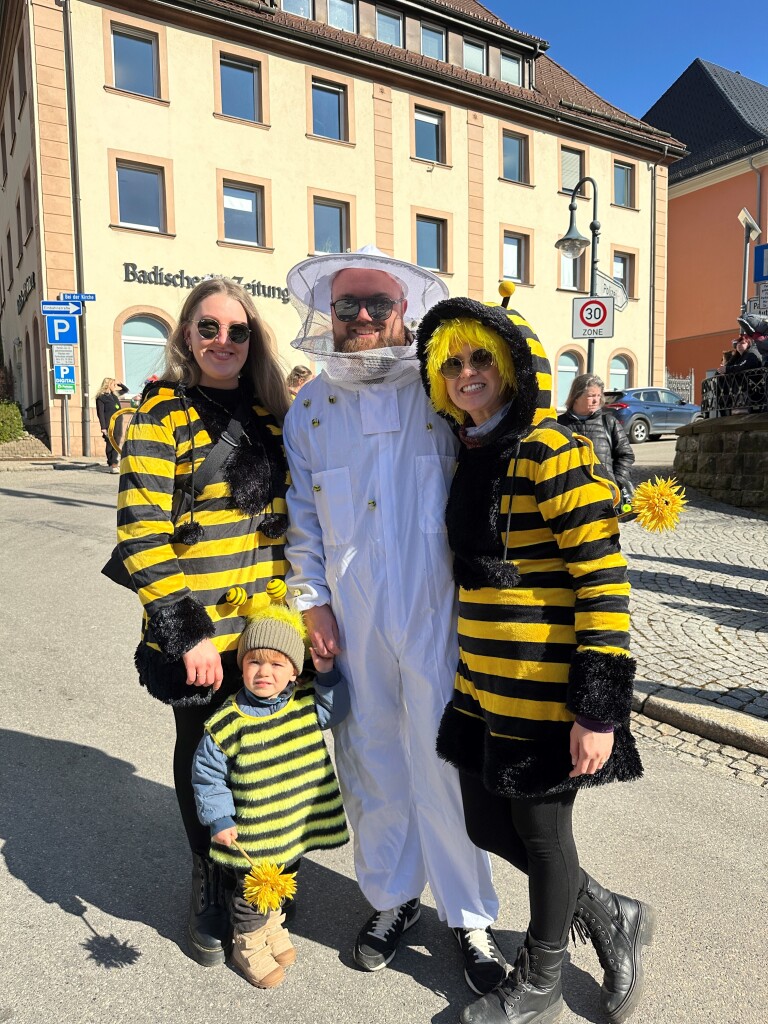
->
[631, 476, 687, 532]
[266, 578, 288, 603]
[242, 861, 298, 915]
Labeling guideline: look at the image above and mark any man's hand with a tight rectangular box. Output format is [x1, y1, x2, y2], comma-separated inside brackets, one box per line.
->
[182, 639, 224, 691]
[569, 722, 614, 777]
[303, 604, 342, 660]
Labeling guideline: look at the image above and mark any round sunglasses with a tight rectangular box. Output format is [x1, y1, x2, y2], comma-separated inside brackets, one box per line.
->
[439, 348, 495, 379]
[330, 295, 403, 322]
[193, 317, 250, 345]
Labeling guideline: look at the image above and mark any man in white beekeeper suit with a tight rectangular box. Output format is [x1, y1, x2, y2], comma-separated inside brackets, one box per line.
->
[282, 246, 503, 993]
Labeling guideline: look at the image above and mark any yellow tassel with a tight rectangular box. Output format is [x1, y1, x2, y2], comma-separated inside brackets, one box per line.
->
[631, 476, 688, 532]
[242, 861, 298, 915]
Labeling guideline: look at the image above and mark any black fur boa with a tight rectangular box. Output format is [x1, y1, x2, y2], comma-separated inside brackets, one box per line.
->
[436, 703, 643, 798]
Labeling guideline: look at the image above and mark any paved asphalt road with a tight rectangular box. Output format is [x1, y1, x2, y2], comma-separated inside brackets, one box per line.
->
[1, 460, 766, 1024]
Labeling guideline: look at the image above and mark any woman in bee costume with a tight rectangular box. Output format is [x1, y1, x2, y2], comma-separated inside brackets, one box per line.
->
[416, 295, 655, 1024]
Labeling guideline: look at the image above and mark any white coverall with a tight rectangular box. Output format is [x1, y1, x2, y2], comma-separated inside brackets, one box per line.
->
[284, 368, 498, 928]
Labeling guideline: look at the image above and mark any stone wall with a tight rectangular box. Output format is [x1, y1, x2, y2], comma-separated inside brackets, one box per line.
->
[674, 414, 768, 511]
[0, 432, 55, 460]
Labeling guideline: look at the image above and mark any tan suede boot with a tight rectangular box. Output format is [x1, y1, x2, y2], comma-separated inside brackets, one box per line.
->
[265, 910, 297, 967]
[231, 925, 285, 989]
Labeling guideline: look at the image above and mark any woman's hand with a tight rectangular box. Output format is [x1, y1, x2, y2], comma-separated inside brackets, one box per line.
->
[182, 639, 224, 691]
[569, 722, 614, 777]
[212, 826, 237, 847]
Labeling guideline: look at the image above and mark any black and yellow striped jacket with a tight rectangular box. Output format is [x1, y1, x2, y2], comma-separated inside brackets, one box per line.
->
[416, 298, 642, 798]
[116, 384, 289, 703]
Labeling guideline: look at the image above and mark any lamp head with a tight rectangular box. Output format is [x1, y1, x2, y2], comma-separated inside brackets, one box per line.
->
[555, 202, 589, 259]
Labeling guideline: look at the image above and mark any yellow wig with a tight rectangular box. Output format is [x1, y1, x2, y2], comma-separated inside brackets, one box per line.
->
[425, 317, 518, 424]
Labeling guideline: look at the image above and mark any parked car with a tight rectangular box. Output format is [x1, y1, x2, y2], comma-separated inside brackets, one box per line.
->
[603, 388, 702, 444]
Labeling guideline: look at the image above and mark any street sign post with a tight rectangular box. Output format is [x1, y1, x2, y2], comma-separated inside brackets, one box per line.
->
[572, 296, 615, 339]
[54, 365, 76, 395]
[41, 300, 83, 316]
[45, 315, 79, 346]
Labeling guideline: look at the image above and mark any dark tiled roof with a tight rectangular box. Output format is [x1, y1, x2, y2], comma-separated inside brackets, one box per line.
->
[643, 58, 768, 182]
[178, 0, 682, 155]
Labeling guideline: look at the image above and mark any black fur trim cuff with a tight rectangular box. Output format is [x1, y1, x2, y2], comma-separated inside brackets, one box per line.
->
[566, 649, 636, 726]
[149, 596, 216, 661]
[453, 554, 520, 590]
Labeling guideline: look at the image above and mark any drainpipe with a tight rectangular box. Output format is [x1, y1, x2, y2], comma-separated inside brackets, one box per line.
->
[58, 0, 90, 455]
[749, 156, 763, 232]
[649, 146, 669, 386]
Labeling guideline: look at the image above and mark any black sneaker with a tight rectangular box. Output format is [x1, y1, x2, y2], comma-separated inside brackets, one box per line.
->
[353, 898, 421, 971]
[454, 926, 508, 994]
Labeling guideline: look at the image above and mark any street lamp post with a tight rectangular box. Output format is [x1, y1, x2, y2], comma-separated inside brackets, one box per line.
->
[555, 176, 600, 373]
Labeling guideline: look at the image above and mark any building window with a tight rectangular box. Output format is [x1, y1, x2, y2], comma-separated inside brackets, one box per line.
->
[17, 40, 27, 105]
[23, 170, 33, 236]
[463, 40, 486, 75]
[328, 0, 356, 32]
[223, 183, 264, 246]
[560, 251, 583, 291]
[557, 351, 581, 407]
[1, 126, 7, 182]
[561, 146, 584, 193]
[122, 316, 169, 396]
[313, 198, 349, 253]
[112, 28, 159, 98]
[283, 0, 312, 16]
[421, 25, 445, 61]
[220, 58, 261, 122]
[614, 161, 634, 208]
[376, 9, 402, 46]
[500, 52, 521, 85]
[613, 251, 635, 298]
[502, 131, 528, 183]
[502, 232, 529, 284]
[116, 163, 165, 231]
[5, 231, 12, 284]
[15, 200, 23, 258]
[416, 216, 446, 271]
[414, 108, 444, 163]
[312, 80, 347, 140]
[609, 355, 630, 391]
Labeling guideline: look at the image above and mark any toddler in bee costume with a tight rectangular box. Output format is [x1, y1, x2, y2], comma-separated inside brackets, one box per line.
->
[192, 586, 350, 988]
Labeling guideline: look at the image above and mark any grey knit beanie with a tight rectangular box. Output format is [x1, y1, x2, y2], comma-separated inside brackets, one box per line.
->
[237, 605, 307, 673]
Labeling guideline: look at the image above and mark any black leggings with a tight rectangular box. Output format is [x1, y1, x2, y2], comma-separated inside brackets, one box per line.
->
[172, 673, 241, 857]
[459, 771, 585, 947]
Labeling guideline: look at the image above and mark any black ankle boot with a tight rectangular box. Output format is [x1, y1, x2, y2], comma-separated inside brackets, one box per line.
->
[572, 873, 656, 1023]
[187, 854, 231, 967]
[460, 932, 565, 1024]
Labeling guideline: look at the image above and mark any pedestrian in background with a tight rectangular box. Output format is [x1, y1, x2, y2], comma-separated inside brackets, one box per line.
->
[116, 278, 290, 968]
[286, 364, 314, 397]
[557, 373, 634, 491]
[95, 377, 128, 473]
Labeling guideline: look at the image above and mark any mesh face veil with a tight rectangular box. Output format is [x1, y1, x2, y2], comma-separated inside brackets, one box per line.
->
[286, 245, 448, 386]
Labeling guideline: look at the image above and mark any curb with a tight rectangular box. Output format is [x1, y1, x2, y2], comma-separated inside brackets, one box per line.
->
[633, 682, 768, 757]
[0, 459, 104, 473]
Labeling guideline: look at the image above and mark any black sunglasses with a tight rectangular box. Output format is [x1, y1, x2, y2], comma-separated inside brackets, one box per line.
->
[194, 317, 250, 345]
[330, 295, 403, 322]
[439, 349, 495, 379]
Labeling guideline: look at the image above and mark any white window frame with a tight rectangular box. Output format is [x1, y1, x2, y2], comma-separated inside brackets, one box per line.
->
[327, 0, 356, 32]
[416, 215, 446, 272]
[219, 56, 261, 123]
[500, 52, 522, 85]
[421, 24, 445, 61]
[223, 182, 264, 246]
[463, 39, 486, 75]
[414, 107, 444, 163]
[503, 231, 528, 284]
[116, 162, 165, 232]
[376, 8, 402, 46]
[313, 198, 350, 254]
[311, 79, 347, 141]
[282, 0, 313, 18]
[112, 27, 159, 98]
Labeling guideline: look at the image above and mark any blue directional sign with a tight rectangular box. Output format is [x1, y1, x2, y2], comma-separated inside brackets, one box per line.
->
[54, 364, 76, 395]
[45, 314, 79, 346]
[60, 292, 96, 302]
[41, 299, 83, 316]
[755, 244, 768, 284]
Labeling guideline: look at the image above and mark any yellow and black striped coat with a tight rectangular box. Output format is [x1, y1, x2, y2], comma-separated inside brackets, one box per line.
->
[116, 384, 289, 705]
[416, 299, 642, 798]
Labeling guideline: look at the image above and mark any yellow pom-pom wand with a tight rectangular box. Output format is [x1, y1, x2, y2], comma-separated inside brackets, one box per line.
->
[627, 476, 688, 532]
[266, 578, 288, 604]
[498, 280, 516, 308]
[231, 840, 298, 915]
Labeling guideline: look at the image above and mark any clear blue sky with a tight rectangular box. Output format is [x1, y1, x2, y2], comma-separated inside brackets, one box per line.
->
[486, 0, 768, 119]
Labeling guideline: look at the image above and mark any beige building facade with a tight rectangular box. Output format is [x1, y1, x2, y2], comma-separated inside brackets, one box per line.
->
[0, 0, 683, 456]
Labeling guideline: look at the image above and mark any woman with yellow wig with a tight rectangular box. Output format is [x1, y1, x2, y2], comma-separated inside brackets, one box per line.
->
[416, 297, 654, 1024]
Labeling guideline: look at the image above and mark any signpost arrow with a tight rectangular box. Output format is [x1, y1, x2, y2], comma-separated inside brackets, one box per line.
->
[41, 300, 83, 316]
[594, 270, 628, 312]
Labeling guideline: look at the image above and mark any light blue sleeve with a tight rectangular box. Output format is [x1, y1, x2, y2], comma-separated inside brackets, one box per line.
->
[314, 666, 350, 729]
[191, 732, 236, 832]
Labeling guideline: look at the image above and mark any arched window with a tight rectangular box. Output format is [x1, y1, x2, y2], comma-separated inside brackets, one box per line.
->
[121, 315, 169, 396]
[609, 355, 630, 391]
[556, 350, 581, 408]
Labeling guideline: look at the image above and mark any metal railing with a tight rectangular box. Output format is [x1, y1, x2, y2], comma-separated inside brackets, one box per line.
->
[701, 367, 768, 417]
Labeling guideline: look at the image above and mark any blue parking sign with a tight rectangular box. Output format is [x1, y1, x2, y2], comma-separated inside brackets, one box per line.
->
[45, 315, 79, 345]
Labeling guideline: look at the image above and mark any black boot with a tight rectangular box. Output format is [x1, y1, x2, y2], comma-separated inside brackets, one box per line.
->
[187, 854, 231, 967]
[572, 873, 656, 1024]
[460, 932, 565, 1024]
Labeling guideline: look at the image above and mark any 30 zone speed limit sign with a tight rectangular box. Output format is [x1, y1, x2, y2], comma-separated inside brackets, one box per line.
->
[572, 296, 614, 339]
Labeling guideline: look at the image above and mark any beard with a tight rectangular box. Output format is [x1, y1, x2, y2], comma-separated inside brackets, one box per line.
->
[332, 318, 406, 353]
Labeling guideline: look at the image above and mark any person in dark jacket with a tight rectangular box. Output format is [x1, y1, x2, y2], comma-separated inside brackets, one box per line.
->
[737, 314, 768, 366]
[557, 374, 634, 490]
[95, 378, 129, 472]
[716, 334, 762, 414]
